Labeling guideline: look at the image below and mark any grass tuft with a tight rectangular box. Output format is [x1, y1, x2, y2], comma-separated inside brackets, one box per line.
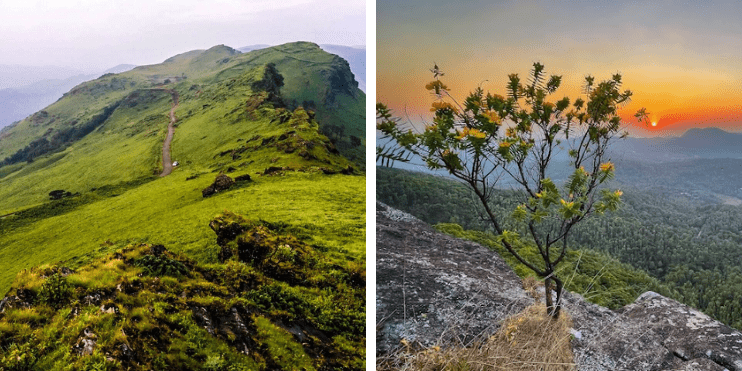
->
[380, 303, 575, 371]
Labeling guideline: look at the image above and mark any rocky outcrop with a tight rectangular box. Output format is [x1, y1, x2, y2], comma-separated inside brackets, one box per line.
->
[376, 202, 533, 355]
[322, 57, 358, 105]
[377, 202, 742, 371]
[201, 173, 234, 197]
[565, 291, 742, 371]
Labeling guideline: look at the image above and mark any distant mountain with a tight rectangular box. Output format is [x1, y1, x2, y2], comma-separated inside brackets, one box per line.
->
[611, 127, 742, 163]
[0, 64, 137, 129]
[378, 125, 742, 204]
[0, 65, 84, 90]
[102, 64, 137, 75]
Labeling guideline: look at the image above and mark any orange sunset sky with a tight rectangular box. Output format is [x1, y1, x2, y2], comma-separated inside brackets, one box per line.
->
[377, 0, 742, 137]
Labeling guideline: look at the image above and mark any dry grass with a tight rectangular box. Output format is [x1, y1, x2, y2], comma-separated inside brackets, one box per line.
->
[522, 276, 543, 300]
[379, 301, 575, 371]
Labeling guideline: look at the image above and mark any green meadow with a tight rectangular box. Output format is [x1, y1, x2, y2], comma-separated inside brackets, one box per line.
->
[0, 42, 365, 369]
[0, 172, 365, 294]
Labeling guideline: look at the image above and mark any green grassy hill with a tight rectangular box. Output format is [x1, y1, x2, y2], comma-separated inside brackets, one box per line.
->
[0, 42, 365, 369]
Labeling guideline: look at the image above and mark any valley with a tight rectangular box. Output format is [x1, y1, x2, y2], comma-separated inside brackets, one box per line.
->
[378, 166, 742, 331]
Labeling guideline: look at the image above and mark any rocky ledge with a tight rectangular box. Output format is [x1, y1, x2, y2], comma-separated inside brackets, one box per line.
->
[376, 202, 742, 371]
[376, 202, 533, 354]
[566, 290, 742, 371]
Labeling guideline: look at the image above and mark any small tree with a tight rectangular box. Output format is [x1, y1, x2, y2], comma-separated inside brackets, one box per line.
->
[378, 63, 649, 318]
[260, 63, 285, 96]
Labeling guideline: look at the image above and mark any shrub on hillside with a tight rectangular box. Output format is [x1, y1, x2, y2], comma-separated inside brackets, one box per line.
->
[36, 273, 73, 309]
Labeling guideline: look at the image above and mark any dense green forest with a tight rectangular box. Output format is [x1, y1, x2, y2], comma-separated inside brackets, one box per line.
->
[377, 166, 742, 330]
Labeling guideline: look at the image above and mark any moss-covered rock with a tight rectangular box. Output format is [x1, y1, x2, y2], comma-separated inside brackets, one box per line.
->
[0, 211, 365, 370]
[202, 174, 235, 197]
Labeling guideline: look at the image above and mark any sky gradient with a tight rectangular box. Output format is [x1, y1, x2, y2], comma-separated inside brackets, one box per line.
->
[0, 0, 365, 73]
[377, 0, 742, 136]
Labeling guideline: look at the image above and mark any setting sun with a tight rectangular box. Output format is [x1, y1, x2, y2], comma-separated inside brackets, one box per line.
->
[652, 122, 657, 127]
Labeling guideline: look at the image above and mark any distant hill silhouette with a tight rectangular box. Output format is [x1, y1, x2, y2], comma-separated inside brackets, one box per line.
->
[611, 127, 742, 163]
[0, 64, 136, 129]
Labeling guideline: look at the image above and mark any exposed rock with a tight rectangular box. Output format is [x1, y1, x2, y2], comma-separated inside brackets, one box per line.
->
[191, 306, 216, 336]
[11, 288, 35, 308]
[234, 174, 252, 182]
[566, 291, 742, 371]
[189, 305, 254, 355]
[56, 267, 75, 276]
[117, 342, 134, 361]
[209, 215, 246, 252]
[80, 338, 96, 356]
[201, 174, 234, 197]
[213, 174, 234, 190]
[280, 319, 330, 345]
[217, 307, 252, 353]
[263, 166, 284, 175]
[202, 185, 215, 197]
[74, 328, 98, 356]
[378, 202, 742, 371]
[376, 202, 533, 355]
[321, 56, 358, 107]
[320, 165, 355, 175]
[100, 303, 119, 314]
[83, 291, 103, 306]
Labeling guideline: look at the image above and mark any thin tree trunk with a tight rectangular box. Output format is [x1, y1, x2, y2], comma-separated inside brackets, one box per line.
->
[545, 276, 563, 319]
[545, 277, 554, 314]
[554, 276, 564, 319]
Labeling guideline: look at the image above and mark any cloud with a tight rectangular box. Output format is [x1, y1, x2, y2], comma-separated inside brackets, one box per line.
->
[0, 0, 364, 69]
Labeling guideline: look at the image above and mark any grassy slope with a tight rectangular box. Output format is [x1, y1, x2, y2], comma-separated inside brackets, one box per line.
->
[0, 172, 364, 293]
[0, 42, 364, 293]
[0, 42, 365, 369]
[201, 42, 365, 162]
[0, 42, 364, 167]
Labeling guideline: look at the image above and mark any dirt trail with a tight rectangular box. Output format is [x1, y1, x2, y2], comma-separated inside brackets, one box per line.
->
[159, 90, 179, 177]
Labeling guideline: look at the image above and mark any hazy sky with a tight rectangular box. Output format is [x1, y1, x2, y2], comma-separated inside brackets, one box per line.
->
[0, 0, 365, 72]
[378, 0, 742, 136]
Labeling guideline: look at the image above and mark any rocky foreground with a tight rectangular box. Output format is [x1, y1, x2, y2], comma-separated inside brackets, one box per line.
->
[376, 202, 742, 371]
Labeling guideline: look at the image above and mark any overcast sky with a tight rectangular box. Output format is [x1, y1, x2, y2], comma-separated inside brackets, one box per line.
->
[0, 0, 365, 72]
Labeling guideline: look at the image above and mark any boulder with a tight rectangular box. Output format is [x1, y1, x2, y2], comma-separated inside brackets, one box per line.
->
[375, 202, 533, 355]
[565, 291, 742, 371]
[202, 174, 234, 197]
[234, 174, 252, 182]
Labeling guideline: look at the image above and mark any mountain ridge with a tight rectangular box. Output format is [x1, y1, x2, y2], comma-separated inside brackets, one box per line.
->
[0, 42, 366, 369]
[0, 42, 365, 166]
